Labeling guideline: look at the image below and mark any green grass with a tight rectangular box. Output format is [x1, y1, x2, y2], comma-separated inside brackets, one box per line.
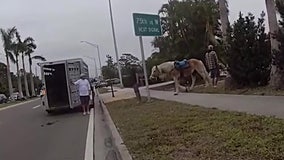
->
[107, 98, 284, 160]
[0, 98, 38, 109]
[0, 101, 20, 109]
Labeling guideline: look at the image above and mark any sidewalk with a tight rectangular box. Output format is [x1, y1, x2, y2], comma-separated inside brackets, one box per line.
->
[100, 81, 175, 103]
[99, 88, 136, 103]
[141, 89, 284, 119]
[101, 81, 284, 118]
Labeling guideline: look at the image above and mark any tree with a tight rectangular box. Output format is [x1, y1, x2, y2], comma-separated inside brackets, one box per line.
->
[101, 55, 118, 79]
[23, 38, 37, 97]
[119, 53, 142, 87]
[27, 53, 45, 97]
[119, 53, 140, 67]
[272, 0, 284, 88]
[227, 12, 271, 87]
[0, 62, 8, 95]
[218, 0, 230, 40]
[148, 0, 224, 74]
[265, 0, 283, 89]
[0, 27, 17, 96]
[17, 32, 36, 97]
[12, 31, 24, 98]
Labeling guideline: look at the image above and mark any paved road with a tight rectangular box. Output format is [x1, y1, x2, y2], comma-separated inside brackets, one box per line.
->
[94, 96, 120, 160]
[141, 89, 284, 119]
[0, 99, 89, 160]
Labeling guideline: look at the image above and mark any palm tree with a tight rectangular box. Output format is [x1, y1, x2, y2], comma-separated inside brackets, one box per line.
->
[218, 0, 229, 41]
[0, 27, 17, 96]
[12, 31, 24, 98]
[17, 32, 36, 98]
[27, 52, 45, 97]
[265, 0, 281, 88]
[24, 39, 38, 97]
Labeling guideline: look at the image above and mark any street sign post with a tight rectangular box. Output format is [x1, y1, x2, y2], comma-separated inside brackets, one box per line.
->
[133, 13, 162, 102]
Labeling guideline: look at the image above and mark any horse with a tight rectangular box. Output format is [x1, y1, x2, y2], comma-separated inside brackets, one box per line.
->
[150, 58, 211, 95]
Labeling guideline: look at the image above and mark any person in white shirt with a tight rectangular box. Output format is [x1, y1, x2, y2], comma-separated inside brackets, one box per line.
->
[74, 73, 91, 115]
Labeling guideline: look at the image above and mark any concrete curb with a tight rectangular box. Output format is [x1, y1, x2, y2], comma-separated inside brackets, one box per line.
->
[148, 81, 174, 89]
[97, 95, 133, 160]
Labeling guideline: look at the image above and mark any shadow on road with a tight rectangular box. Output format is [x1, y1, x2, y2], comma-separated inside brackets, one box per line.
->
[46, 104, 94, 116]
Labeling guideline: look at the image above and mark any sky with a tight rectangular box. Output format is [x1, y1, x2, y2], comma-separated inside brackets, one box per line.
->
[0, 0, 272, 77]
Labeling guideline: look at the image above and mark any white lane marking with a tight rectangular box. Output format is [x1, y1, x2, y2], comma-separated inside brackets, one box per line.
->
[84, 108, 94, 160]
[0, 99, 40, 112]
[32, 105, 41, 109]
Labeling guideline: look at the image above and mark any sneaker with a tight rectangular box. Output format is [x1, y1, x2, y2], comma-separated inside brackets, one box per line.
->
[83, 112, 86, 115]
[87, 111, 90, 115]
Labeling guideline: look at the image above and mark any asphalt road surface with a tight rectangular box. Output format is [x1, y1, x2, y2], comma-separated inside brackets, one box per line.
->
[0, 99, 89, 160]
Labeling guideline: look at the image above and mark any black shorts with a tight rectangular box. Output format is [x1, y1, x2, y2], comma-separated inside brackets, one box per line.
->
[80, 96, 90, 106]
[210, 68, 219, 78]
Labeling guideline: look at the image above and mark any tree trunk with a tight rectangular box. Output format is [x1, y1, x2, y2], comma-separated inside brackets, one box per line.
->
[266, 0, 283, 89]
[22, 54, 30, 97]
[16, 56, 23, 98]
[6, 54, 13, 96]
[29, 56, 36, 97]
[219, 0, 230, 41]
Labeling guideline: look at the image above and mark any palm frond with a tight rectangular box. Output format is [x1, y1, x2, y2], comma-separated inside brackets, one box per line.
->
[7, 27, 17, 38]
[23, 37, 34, 44]
[25, 49, 34, 56]
[32, 55, 46, 61]
[11, 42, 20, 57]
[0, 29, 8, 47]
[27, 43, 37, 50]
[0, 28, 6, 39]
[1, 27, 17, 54]
[15, 31, 22, 43]
[24, 37, 37, 54]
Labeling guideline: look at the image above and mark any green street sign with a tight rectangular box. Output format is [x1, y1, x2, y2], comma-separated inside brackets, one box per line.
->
[133, 13, 162, 36]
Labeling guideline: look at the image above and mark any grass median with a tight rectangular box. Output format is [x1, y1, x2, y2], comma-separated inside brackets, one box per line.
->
[0, 101, 21, 109]
[107, 98, 284, 160]
[0, 98, 38, 109]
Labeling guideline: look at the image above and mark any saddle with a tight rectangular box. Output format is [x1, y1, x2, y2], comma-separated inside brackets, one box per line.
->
[174, 59, 190, 70]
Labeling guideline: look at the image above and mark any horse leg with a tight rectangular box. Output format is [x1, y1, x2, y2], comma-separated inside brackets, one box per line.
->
[189, 75, 196, 91]
[196, 67, 210, 87]
[173, 76, 179, 95]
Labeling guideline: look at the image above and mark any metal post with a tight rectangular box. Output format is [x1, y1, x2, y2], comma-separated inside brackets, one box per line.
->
[139, 36, 150, 102]
[96, 45, 102, 77]
[108, 0, 124, 88]
[93, 58, 98, 78]
[110, 82, 115, 97]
